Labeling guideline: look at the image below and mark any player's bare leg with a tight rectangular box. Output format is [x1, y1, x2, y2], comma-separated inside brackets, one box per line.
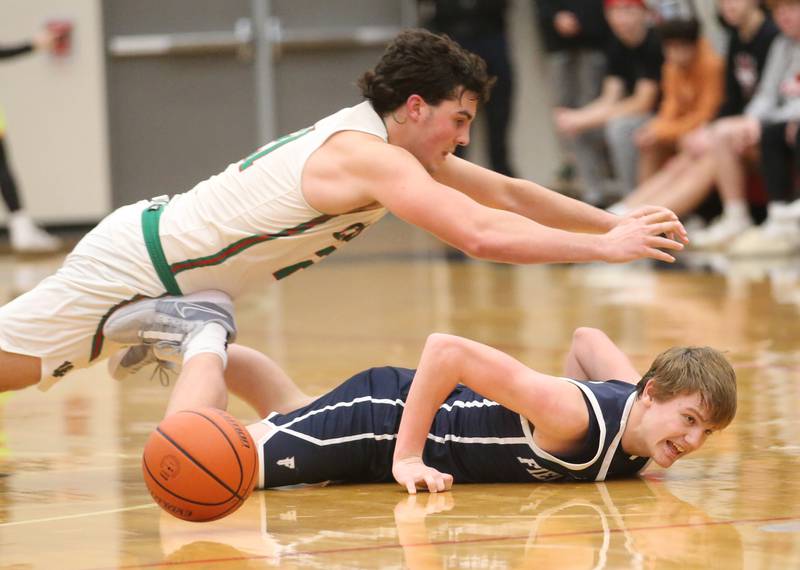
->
[164, 352, 228, 417]
[0, 350, 41, 392]
[564, 327, 640, 383]
[166, 345, 313, 418]
[224, 345, 313, 417]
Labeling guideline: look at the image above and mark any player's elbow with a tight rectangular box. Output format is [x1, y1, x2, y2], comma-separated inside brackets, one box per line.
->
[457, 222, 503, 260]
[462, 235, 492, 259]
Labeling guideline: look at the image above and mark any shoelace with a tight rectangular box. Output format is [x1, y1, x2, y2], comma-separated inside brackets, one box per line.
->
[149, 361, 175, 387]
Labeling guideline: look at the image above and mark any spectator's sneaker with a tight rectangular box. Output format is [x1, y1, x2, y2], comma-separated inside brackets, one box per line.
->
[107, 344, 178, 384]
[782, 198, 800, 219]
[728, 223, 800, 257]
[9, 212, 62, 253]
[691, 214, 753, 250]
[104, 290, 237, 350]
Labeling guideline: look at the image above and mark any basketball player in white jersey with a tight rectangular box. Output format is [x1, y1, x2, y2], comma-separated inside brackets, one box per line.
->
[0, 29, 687, 399]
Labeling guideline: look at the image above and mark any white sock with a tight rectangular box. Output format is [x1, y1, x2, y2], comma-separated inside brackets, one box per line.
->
[183, 323, 229, 369]
[723, 200, 750, 221]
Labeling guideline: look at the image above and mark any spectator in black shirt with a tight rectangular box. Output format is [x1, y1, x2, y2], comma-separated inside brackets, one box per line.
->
[554, 0, 662, 206]
[717, 1, 779, 118]
[421, 0, 517, 176]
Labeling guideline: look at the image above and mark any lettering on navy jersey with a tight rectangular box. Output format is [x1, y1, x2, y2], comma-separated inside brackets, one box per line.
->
[277, 456, 296, 469]
[516, 457, 563, 481]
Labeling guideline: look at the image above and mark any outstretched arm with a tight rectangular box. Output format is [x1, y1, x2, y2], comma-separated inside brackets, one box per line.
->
[564, 327, 640, 384]
[434, 155, 688, 247]
[392, 334, 587, 494]
[433, 154, 619, 233]
[362, 143, 686, 265]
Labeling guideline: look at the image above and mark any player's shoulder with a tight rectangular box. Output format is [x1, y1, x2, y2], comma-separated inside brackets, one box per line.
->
[323, 130, 421, 175]
[578, 378, 637, 399]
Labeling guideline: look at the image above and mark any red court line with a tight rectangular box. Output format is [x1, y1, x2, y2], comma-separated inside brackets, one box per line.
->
[101, 514, 799, 570]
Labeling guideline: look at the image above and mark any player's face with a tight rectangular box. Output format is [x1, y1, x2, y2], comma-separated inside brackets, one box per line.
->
[415, 92, 477, 172]
[717, 0, 757, 28]
[641, 391, 716, 468]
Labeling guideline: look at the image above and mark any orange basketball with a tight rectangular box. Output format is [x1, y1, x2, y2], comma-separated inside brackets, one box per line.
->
[142, 407, 258, 522]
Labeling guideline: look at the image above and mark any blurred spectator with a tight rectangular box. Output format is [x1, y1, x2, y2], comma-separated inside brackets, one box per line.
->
[634, 16, 724, 181]
[420, 0, 517, 176]
[725, 0, 800, 255]
[612, 0, 778, 237]
[1, 27, 62, 253]
[554, 0, 662, 206]
[533, 0, 610, 192]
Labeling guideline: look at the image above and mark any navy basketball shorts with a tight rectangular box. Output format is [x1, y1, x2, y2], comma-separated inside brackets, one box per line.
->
[258, 367, 414, 488]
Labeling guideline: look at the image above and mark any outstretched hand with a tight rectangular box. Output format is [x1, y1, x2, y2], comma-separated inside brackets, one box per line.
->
[604, 205, 688, 263]
[393, 456, 454, 495]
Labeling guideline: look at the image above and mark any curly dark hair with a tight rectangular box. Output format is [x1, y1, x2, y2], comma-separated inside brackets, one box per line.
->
[358, 29, 495, 116]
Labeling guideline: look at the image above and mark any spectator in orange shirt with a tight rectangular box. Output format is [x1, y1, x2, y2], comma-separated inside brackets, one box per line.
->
[634, 17, 724, 182]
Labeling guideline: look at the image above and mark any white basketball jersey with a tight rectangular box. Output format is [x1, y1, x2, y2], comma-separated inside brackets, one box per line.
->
[157, 102, 388, 296]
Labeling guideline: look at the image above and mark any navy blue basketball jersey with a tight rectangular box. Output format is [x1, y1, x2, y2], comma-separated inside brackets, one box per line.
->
[256, 367, 650, 489]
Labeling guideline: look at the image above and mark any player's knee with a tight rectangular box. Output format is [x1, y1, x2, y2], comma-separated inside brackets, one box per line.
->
[573, 326, 601, 340]
[425, 333, 448, 352]
[572, 327, 604, 348]
[424, 333, 463, 361]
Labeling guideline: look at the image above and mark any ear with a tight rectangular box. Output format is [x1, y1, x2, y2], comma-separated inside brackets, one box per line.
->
[405, 94, 427, 122]
[641, 379, 656, 407]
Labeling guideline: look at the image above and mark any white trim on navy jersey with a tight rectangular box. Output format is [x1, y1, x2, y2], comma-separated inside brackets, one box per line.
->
[264, 393, 525, 449]
[272, 427, 398, 447]
[255, 418, 279, 489]
[274, 395, 405, 431]
[426, 433, 529, 445]
[439, 398, 499, 412]
[595, 391, 638, 481]
[519, 378, 608, 471]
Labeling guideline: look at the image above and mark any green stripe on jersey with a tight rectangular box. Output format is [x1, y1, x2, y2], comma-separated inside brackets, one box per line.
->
[239, 126, 314, 171]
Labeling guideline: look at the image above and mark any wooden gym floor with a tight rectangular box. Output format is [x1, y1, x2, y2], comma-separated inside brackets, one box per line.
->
[0, 217, 799, 569]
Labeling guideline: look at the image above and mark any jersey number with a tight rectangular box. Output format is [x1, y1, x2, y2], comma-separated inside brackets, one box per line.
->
[272, 223, 367, 280]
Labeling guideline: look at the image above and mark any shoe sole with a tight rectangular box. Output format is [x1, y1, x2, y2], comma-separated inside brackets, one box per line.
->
[105, 290, 235, 345]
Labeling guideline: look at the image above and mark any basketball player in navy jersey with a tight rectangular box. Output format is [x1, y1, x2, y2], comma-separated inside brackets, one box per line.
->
[153, 323, 737, 493]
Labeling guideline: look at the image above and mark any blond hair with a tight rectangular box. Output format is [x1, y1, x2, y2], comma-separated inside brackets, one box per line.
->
[636, 347, 737, 428]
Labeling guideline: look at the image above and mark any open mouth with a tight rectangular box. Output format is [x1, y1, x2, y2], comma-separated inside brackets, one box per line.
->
[666, 440, 685, 460]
